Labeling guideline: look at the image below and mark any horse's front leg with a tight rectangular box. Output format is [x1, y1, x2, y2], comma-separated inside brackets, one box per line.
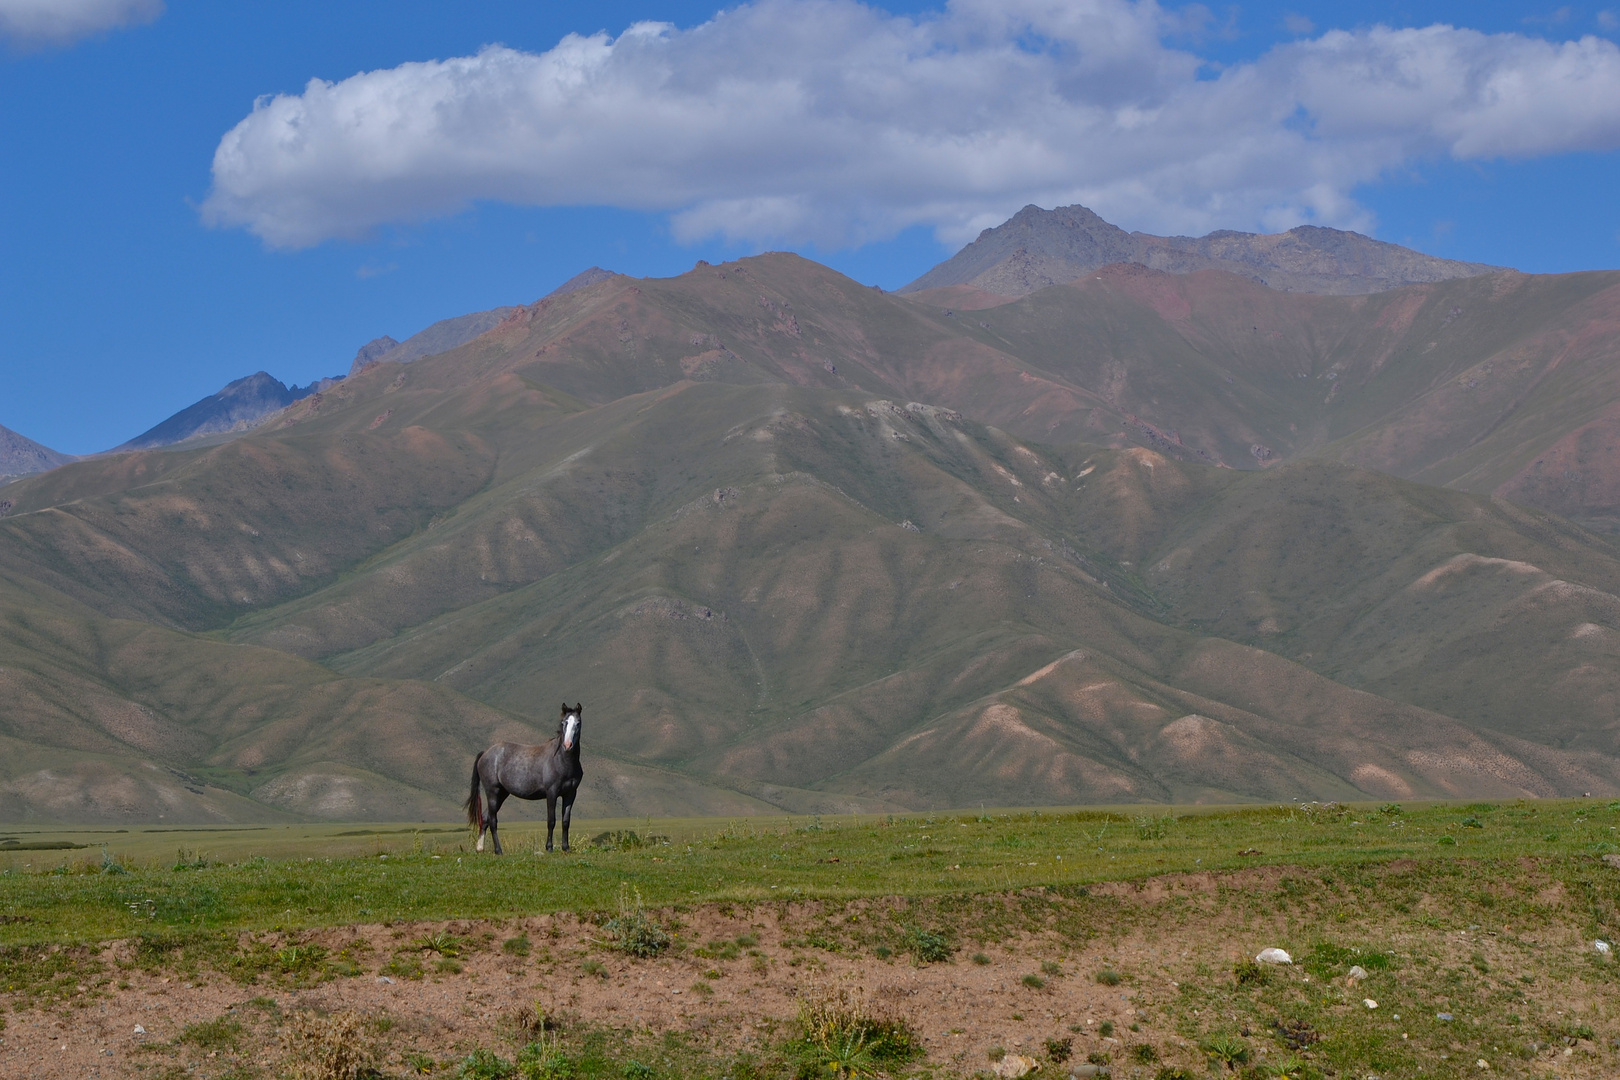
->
[475, 781, 492, 852]
[545, 794, 558, 852]
[489, 789, 509, 856]
[560, 792, 575, 852]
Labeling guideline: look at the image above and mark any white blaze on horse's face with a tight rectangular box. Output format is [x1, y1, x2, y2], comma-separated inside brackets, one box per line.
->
[563, 711, 579, 751]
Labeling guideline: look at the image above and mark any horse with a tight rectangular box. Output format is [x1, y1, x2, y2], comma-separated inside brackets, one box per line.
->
[464, 703, 584, 855]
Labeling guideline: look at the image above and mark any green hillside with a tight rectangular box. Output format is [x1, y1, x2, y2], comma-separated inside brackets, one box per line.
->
[6, 254, 1620, 821]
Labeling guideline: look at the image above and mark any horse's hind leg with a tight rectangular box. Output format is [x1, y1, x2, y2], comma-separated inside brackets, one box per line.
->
[560, 791, 576, 852]
[545, 794, 558, 852]
[489, 789, 510, 856]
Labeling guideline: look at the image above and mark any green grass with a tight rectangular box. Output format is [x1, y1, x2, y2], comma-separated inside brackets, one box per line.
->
[1, 799, 1617, 950]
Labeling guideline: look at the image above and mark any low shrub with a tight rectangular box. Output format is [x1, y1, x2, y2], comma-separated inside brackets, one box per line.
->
[603, 886, 671, 958]
[907, 927, 952, 964]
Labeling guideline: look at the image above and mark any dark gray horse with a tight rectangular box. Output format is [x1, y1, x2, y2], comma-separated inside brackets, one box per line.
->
[464, 703, 584, 855]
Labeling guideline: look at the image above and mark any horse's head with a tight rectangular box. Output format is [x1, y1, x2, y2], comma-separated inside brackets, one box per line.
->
[559, 702, 582, 751]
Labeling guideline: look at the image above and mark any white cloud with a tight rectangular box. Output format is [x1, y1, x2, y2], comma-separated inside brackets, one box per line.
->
[200, 0, 1620, 250]
[0, 0, 162, 47]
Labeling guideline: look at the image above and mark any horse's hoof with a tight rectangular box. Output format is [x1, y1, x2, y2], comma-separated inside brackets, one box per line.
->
[475, 837, 484, 853]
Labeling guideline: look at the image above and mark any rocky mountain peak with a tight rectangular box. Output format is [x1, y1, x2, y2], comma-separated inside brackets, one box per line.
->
[904, 203, 1507, 297]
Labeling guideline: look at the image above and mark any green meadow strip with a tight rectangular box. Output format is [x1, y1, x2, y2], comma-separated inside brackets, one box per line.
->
[1, 800, 1617, 946]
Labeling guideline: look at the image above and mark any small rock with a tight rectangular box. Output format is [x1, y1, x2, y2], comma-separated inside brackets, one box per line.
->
[1476, 1059, 1489, 1069]
[376, 976, 395, 985]
[132, 1025, 145, 1035]
[1595, 939, 1611, 954]
[1346, 965, 1369, 982]
[1255, 948, 1292, 964]
[1364, 999, 1378, 1009]
[1071, 1067, 1109, 1079]
[993, 1053, 1038, 1078]
[1602, 853, 1620, 870]
[1436, 1013, 1454, 1022]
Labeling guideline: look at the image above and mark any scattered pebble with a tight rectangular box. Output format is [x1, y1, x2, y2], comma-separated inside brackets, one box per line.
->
[1347, 965, 1369, 982]
[376, 976, 395, 985]
[1594, 939, 1611, 954]
[1437, 1013, 1454, 1022]
[993, 1053, 1038, 1078]
[132, 1025, 145, 1035]
[1364, 999, 1378, 1009]
[1255, 948, 1292, 964]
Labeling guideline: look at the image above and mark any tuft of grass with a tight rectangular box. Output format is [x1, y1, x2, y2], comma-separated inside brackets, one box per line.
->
[1020, 973, 1046, 989]
[177, 1016, 242, 1051]
[1232, 960, 1270, 986]
[1097, 1021, 1114, 1038]
[382, 953, 424, 980]
[415, 931, 463, 956]
[791, 984, 921, 1079]
[581, 959, 607, 978]
[502, 933, 532, 957]
[517, 1033, 575, 1080]
[1133, 814, 1171, 840]
[1039, 960, 1061, 976]
[276, 943, 330, 976]
[458, 1048, 516, 1080]
[283, 1010, 372, 1080]
[1130, 1043, 1158, 1064]
[1096, 967, 1122, 986]
[1042, 1036, 1071, 1063]
[971, 951, 990, 966]
[1199, 1034, 1250, 1071]
[695, 938, 741, 960]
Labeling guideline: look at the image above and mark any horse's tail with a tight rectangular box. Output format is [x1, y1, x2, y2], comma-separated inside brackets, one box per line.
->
[464, 751, 485, 832]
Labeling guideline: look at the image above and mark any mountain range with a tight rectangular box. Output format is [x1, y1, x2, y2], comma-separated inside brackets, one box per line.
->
[903, 204, 1504, 298]
[6, 208, 1620, 823]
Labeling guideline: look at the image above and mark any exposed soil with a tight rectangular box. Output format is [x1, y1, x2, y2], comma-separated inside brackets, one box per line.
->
[3, 873, 1616, 1079]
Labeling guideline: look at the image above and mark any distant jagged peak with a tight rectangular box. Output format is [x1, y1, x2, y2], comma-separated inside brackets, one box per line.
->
[351, 336, 400, 372]
[115, 371, 314, 452]
[903, 203, 1508, 298]
[347, 307, 521, 376]
[543, 266, 617, 300]
[0, 423, 74, 481]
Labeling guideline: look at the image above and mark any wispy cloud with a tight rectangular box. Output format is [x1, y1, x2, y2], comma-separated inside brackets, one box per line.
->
[0, 0, 162, 48]
[200, 0, 1620, 251]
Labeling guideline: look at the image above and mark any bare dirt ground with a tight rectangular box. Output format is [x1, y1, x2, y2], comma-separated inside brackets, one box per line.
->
[3, 871, 1616, 1079]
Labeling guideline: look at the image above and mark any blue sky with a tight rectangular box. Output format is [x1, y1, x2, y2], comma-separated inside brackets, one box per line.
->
[3, 1, 1619, 455]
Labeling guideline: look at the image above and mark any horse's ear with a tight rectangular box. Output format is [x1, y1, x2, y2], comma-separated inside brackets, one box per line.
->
[575, 703, 583, 714]
[560, 702, 567, 714]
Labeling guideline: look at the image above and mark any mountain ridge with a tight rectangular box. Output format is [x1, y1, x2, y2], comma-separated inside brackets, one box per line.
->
[8, 250, 1620, 821]
[0, 424, 74, 482]
[904, 203, 1506, 297]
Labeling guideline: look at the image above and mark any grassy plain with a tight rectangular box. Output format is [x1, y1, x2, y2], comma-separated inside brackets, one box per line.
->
[4, 800, 1620, 1078]
[3, 800, 1619, 943]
